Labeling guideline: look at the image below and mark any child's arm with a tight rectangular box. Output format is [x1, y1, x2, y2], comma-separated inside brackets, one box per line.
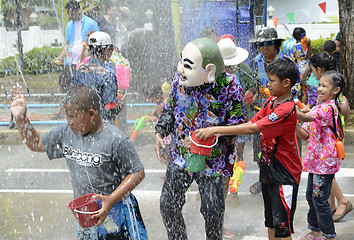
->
[340, 95, 350, 122]
[7, 86, 45, 152]
[295, 124, 309, 141]
[195, 121, 259, 140]
[297, 109, 314, 122]
[93, 169, 145, 226]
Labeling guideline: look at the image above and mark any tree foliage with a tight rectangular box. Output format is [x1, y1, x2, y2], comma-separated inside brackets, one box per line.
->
[337, 0, 354, 107]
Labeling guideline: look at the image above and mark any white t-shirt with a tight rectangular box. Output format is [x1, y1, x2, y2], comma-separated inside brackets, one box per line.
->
[70, 21, 83, 64]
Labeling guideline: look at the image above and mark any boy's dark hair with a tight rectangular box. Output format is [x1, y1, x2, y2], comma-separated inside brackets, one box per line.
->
[65, 0, 80, 11]
[323, 40, 336, 54]
[309, 51, 337, 71]
[293, 27, 306, 41]
[322, 70, 345, 100]
[268, 58, 299, 87]
[63, 85, 100, 111]
[89, 45, 112, 59]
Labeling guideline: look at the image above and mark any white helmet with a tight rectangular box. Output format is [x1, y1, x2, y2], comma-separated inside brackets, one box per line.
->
[88, 31, 112, 46]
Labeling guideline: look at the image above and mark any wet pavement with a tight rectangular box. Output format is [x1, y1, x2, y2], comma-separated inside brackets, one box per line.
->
[0, 102, 353, 239]
[0, 135, 353, 239]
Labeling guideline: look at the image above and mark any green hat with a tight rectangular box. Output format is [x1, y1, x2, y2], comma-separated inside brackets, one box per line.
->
[251, 27, 284, 43]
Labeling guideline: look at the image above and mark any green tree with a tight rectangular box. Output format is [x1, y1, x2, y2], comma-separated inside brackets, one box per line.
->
[337, 0, 354, 107]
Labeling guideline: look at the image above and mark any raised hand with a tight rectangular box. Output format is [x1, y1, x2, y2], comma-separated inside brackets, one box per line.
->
[8, 86, 27, 120]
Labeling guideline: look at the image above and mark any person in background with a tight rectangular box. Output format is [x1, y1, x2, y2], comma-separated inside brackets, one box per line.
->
[333, 32, 341, 69]
[291, 27, 311, 104]
[218, 34, 256, 163]
[323, 40, 337, 58]
[95, 4, 119, 44]
[8, 85, 147, 240]
[217, 34, 253, 239]
[72, 31, 121, 125]
[282, 36, 296, 57]
[199, 26, 219, 43]
[51, 0, 99, 119]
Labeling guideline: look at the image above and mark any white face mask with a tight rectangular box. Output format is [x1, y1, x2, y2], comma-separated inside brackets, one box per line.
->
[177, 43, 209, 87]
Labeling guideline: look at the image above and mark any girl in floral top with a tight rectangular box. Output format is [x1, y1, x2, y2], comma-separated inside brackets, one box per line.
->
[296, 71, 345, 240]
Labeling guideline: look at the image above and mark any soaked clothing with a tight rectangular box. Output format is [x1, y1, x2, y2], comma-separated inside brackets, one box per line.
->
[42, 123, 147, 239]
[302, 100, 341, 174]
[262, 183, 298, 238]
[77, 194, 147, 240]
[251, 97, 302, 185]
[254, 51, 301, 106]
[72, 57, 120, 123]
[156, 72, 246, 178]
[251, 97, 301, 238]
[160, 162, 224, 240]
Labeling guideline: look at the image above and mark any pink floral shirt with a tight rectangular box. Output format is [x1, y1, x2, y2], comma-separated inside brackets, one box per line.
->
[302, 100, 341, 174]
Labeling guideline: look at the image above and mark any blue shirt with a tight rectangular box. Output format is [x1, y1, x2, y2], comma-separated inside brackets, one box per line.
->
[72, 58, 119, 121]
[254, 50, 301, 106]
[65, 14, 99, 65]
[282, 37, 296, 57]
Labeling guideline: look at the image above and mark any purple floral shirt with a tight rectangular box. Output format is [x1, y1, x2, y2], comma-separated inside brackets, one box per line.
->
[302, 100, 341, 174]
[165, 72, 246, 177]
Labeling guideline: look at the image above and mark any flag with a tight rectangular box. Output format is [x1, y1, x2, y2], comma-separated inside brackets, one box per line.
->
[271, 17, 279, 28]
[318, 2, 326, 14]
[286, 12, 295, 24]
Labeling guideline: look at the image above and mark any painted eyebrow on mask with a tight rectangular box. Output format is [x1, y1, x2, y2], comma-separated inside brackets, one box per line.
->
[183, 58, 194, 65]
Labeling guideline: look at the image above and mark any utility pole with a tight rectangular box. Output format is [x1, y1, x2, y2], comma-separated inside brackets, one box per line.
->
[14, 0, 25, 75]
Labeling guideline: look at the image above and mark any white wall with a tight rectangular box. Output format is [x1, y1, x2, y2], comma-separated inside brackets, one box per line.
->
[0, 27, 64, 59]
[268, 0, 339, 24]
[266, 22, 339, 40]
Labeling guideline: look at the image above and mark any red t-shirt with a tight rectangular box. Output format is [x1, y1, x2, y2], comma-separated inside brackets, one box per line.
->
[251, 97, 302, 185]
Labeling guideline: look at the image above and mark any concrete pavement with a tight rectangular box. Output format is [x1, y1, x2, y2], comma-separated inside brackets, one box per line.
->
[0, 104, 353, 239]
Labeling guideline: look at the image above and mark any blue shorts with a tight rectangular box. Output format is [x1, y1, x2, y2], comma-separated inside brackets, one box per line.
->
[76, 193, 148, 240]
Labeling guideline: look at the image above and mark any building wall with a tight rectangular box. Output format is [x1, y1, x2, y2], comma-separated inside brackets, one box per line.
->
[0, 27, 64, 59]
[268, 0, 339, 24]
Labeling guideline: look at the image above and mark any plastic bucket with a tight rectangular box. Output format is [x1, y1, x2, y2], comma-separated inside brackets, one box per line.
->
[68, 193, 100, 228]
[186, 153, 207, 172]
[189, 131, 218, 156]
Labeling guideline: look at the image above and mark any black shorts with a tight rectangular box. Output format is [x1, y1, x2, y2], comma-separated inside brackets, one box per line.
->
[262, 182, 299, 238]
[58, 64, 76, 93]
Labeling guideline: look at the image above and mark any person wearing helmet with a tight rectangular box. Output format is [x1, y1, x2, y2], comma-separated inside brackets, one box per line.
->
[72, 31, 121, 125]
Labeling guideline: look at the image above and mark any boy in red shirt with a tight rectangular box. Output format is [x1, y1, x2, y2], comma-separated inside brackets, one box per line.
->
[196, 58, 302, 240]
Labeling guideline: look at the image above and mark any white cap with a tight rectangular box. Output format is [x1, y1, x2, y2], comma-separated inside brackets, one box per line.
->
[217, 38, 249, 66]
[88, 31, 112, 46]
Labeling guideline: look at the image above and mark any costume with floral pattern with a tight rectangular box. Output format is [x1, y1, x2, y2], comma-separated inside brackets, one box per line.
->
[157, 72, 246, 178]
